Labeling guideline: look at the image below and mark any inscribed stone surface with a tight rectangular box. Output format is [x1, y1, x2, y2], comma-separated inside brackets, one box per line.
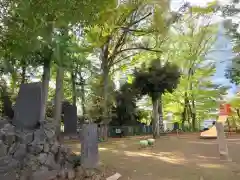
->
[63, 104, 77, 134]
[81, 124, 98, 168]
[12, 83, 42, 130]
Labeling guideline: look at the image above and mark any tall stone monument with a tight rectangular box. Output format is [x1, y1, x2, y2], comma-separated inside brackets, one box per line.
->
[216, 103, 231, 161]
[81, 124, 99, 168]
[216, 121, 230, 161]
[62, 102, 77, 135]
[12, 82, 42, 129]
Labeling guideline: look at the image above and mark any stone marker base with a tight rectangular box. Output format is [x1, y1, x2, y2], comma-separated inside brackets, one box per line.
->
[220, 153, 232, 162]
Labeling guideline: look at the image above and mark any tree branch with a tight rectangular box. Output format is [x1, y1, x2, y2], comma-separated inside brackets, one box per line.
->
[109, 11, 153, 64]
[108, 3, 189, 70]
[110, 52, 141, 67]
[109, 30, 128, 65]
[128, 12, 152, 28]
[116, 46, 162, 55]
[120, 27, 155, 35]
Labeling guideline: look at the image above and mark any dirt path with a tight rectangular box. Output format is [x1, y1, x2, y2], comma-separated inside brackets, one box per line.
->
[66, 135, 240, 180]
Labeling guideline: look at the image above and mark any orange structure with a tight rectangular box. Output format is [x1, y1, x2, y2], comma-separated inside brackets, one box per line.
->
[200, 104, 231, 139]
[219, 104, 231, 116]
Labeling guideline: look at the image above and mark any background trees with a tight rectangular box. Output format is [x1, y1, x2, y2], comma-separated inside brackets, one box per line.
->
[220, 0, 240, 85]
[0, 0, 237, 137]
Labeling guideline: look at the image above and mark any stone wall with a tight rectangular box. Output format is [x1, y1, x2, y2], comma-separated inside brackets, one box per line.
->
[0, 118, 82, 180]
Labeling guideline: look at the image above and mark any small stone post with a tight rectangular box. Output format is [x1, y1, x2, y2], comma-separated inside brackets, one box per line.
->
[216, 121, 231, 161]
[81, 123, 99, 168]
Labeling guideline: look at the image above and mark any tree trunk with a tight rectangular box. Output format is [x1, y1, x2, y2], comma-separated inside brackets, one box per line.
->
[10, 72, 17, 95]
[190, 82, 196, 131]
[158, 94, 164, 133]
[39, 21, 53, 123]
[236, 109, 240, 119]
[102, 62, 110, 122]
[101, 67, 110, 141]
[191, 101, 196, 131]
[181, 111, 185, 130]
[40, 60, 51, 123]
[186, 101, 193, 130]
[71, 72, 77, 107]
[182, 92, 188, 130]
[102, 68, 109, 121]
[0, 83, 14, 119]
[152, 97, 159, 138]
[100, 41, 110, 141]
[54, 66, 64, 137]
[20, 65, 26, 84]
[183, 90, 195, 131]
[79, 72, 86, 116]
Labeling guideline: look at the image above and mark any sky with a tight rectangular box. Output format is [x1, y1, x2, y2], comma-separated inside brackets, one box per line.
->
[171, 0, 237, 98]
[211, 24, 237, 97]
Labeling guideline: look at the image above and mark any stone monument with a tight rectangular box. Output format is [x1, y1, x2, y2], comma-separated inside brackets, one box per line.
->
[62, 103, 77, 135]
[12, 82, 42, 129]
[216, 121, 230, 161]
[216, 103, 231, 161]
[81, 124, 99, 168]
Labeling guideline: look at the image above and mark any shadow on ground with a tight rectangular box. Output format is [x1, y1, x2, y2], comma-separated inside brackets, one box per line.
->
[65, 135, 240, 180]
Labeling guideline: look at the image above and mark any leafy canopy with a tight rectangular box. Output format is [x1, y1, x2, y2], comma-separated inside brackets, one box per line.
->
[219, 0, 240, 85]
[133, 59, 181, 100]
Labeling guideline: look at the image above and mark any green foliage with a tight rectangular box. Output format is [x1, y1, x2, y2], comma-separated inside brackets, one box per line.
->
[163, 64, 229, 127]
[159, 11, 227, 130]
[111, 82, 141, 126]
[1, 0, 114, 66]
[228, 95, 240, 127]
[191, 1, 218, 14]
[133, 59, 181, 100]
[225, 54, 240, 85]
[0, 0, 234, 131]
[86, 75, 116, 122]
[220, 0, 240, 85]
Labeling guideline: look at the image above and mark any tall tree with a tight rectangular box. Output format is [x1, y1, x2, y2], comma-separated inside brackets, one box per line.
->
[164, 9, 220, 130]
[52, 28, 70, 135]
[85, 1, 189, 134]
[133, 59, 180, 138]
